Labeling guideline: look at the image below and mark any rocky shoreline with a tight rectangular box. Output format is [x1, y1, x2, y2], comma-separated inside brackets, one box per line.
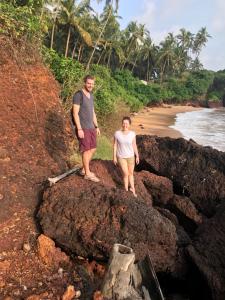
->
[38, 136, 225, 300]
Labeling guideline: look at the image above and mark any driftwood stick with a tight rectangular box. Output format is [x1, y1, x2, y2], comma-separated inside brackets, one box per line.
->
[48, 166, 80, 186]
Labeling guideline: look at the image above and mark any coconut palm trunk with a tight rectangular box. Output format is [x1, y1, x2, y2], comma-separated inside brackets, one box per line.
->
[86, 6, 112, 71]
[50, 22, 56, 49]
[65, 25, 71, 57]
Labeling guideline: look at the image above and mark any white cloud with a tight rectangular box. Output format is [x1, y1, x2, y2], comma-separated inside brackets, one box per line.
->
[159, 0, 190, 20]
[151, 25, 181, 45]
[212, 0, 225, 32]
[135, 0, 156, 27]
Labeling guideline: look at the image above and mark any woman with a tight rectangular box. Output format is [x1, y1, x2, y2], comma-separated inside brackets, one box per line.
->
[113, 116, 139, 197]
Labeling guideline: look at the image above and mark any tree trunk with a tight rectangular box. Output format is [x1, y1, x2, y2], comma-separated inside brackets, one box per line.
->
[160, 60, 167, 85]
[97, 49, 105, 65]
[50, 0, 61, 50]
[86, 6, 112, 71]
[107, 48, 112, 68]
[80, 45, 84, 62]
[131, 54, 138, 72]
[50, 22, 56, 50]
[78, 44, 83, 62]
[72, 40, 78, 59]
[65, 26, 71, 58]
[146, 55, 150, 81]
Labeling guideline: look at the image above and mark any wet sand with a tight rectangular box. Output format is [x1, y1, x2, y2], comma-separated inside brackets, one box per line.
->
[131, 105, 202, 138]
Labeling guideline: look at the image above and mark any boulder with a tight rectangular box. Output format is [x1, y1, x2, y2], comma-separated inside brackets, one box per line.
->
[38, 174, 178, 273]
[187, 202, 225, 300]
[138, 171, 174, 206]
[137, 135, 225, 216]
[168, 195, 203, 233]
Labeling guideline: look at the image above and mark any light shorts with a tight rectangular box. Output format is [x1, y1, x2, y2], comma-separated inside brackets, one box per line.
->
[117, 156, 135, 169]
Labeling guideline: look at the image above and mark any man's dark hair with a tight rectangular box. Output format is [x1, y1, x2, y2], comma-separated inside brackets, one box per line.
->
[83, 75, 95, 82]
[122, 116, 131, 124]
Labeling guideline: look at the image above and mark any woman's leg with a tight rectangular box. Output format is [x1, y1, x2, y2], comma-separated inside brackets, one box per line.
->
[128, 158, 136, 197]
[118, 158, 129, 191]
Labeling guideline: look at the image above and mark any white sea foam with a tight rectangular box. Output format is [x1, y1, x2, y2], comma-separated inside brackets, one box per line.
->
[170, 108, 225, 152]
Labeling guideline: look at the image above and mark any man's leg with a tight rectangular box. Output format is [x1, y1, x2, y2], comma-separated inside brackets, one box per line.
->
[81, 147, 96, 175]
[82, 150, 91, 176]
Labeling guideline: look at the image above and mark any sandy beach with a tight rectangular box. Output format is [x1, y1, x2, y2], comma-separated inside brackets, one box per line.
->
[131, 105, 202, 138]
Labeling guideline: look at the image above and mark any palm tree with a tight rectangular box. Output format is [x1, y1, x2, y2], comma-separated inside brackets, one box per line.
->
[121, 22, 149, 70]
[60, 0, 93, 57]
[139, 36, 157, 81]
[86, 0, 119, 70]
[157, 33, 177, 83]
[45, 0, 62, 49]
[193, 27, 211, 58]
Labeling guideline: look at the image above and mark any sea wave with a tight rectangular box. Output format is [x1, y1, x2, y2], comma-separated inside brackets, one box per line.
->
[170, 107, 225, 152]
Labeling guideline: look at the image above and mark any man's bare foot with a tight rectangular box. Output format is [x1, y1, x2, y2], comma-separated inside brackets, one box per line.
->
[79, 168, 96, 177]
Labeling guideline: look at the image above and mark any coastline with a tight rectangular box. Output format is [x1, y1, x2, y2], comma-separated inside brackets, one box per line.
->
[131, 105, 202, 138]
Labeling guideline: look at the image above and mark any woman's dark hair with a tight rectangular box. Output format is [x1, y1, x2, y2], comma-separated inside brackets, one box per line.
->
[122, 116, 131, 124]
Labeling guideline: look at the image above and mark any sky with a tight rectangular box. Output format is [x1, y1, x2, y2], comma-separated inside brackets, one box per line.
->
[91, 0, 225, 71]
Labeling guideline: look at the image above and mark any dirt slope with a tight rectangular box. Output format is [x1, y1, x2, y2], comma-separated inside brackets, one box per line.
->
[0, 38, 72, 252]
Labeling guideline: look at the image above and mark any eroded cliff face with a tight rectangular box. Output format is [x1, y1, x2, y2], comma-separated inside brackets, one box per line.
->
[0, 37, 72, 251]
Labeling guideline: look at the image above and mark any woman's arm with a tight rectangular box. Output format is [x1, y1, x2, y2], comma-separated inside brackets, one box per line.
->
[113, 137, 118, 165]
[132, 136, 139, 164]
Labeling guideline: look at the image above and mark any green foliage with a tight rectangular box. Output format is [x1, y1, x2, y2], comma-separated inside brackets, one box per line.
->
[207, 70, 225, 100]
[93, 135, 113, 160]
[166, 78, 191, 101]
[0, 2, 41, 41]
[185, 70, 214, 97]
[113, 69, 163, 105]
[42, 46, 85, 103]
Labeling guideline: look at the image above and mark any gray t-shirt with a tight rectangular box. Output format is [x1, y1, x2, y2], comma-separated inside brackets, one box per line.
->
[73, 90, 94, 129]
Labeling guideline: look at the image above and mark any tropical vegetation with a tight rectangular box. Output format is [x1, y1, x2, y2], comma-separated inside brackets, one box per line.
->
[1, 0, 221, 118]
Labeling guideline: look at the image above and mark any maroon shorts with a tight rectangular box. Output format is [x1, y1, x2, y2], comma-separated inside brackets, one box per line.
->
[76, 128, 97, 152]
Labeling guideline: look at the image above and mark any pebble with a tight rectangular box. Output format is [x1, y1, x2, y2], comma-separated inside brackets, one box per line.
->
[75, 290, 81, 298]
[23, 243, 31, 253]
[58, 267, 64, 276]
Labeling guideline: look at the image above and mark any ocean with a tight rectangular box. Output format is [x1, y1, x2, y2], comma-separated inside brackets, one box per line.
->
[170, 107, 225, 152]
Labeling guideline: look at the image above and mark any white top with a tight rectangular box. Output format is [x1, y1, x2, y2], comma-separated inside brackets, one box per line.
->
[114, 130, 136, 158]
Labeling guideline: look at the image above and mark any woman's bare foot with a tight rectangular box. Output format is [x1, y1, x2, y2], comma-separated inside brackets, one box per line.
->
[129, 187, 137, 198]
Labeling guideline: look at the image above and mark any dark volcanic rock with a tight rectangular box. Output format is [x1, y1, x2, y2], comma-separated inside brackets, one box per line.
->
[137, 135, 225, 216]
[91, 160, 153, 205]
[187, 201, 225, 300]
[38, 174, 178, 273]
[138, 170, 174, 206]
[168, 195, 203, 233]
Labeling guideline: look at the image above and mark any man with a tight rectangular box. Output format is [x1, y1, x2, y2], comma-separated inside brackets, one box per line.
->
[73, 75, 100, 182]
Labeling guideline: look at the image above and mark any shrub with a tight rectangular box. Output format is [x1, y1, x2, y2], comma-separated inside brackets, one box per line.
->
[0, 2, 42, 41]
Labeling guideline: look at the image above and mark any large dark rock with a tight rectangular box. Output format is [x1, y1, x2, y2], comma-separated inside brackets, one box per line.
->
[137, 135, 225, 216]
[168, 195, 203, 234]
[138, 170, 174, 206]
[187, 201, 225, 300]
[38, 174, 178, 273]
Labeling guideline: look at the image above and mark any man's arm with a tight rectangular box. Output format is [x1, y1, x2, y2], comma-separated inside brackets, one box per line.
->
[73, 104, 84, 138]
[93, 109, 100, 136]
